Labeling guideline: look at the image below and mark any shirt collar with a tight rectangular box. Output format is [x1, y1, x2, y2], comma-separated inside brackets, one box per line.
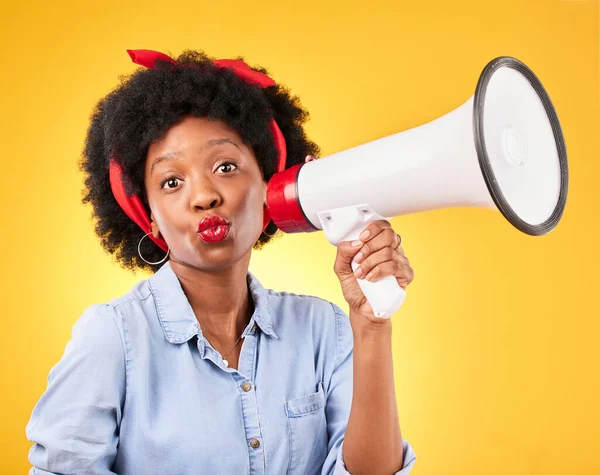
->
[148, 261, 279, 345]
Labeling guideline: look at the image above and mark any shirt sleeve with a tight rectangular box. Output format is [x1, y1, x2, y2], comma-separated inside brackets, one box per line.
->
[321, 302, 417, 475]
[25, 304, 126, 475]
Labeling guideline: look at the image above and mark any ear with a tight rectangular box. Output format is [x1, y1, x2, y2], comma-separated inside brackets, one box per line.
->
[263, 181, 268, 207]
[150, 212, 161, 239]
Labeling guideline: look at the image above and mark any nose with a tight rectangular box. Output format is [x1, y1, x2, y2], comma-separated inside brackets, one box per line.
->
[189, 174, 222, 210]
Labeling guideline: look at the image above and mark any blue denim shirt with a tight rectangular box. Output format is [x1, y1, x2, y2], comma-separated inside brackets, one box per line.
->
[26, 261, 417, 474]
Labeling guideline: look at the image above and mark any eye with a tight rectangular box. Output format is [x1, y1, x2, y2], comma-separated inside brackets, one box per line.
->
[216, 162, 238, 174]
[160, 177, 180, 190]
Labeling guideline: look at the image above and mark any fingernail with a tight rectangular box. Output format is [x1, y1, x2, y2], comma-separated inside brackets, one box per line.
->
[366, 272, 373, 281]
[353, 252, 363, 264]
[351, 240, 362, 247]
[359, 230, 370, 240]
[354, 267, 363, 278]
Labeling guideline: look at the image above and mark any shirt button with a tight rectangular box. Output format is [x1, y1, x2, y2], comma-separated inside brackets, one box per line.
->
[241, 382, 252, 392]
[250, 438, 261, 449]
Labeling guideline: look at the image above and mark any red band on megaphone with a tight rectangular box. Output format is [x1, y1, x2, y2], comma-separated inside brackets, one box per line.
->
[266, 163, 318, 233]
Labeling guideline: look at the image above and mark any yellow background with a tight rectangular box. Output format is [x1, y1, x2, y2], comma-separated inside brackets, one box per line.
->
[1, 0, 598, 473]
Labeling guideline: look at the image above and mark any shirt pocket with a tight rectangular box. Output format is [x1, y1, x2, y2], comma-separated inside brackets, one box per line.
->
[284, 381, 328, 475]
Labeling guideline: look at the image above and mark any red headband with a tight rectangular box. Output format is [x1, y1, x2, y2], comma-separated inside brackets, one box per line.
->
[109, 49, 287, 252]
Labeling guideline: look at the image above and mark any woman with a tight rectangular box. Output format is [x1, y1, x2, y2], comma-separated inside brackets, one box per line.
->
[26, 49, 417, 475]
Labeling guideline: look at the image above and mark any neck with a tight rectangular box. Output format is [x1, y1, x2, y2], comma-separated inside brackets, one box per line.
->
[169, 254, 253, 346]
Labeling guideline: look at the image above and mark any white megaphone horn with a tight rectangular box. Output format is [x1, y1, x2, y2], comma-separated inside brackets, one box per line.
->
[266, 56, 569, 319]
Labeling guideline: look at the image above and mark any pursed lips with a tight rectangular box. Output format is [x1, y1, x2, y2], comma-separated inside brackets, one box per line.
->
[197, 215, 229, 232]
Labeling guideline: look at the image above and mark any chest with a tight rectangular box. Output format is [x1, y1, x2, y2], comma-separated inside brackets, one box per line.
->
[115, 331, 330, 475]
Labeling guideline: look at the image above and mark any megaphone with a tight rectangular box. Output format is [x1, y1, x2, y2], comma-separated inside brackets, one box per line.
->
[266, 56, 568, 319]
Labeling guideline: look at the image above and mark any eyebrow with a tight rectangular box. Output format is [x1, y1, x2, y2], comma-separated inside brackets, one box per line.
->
[150, 138, 241, 175]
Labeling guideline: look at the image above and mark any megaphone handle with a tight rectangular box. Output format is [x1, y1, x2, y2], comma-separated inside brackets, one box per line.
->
[317, 205, 407, 319]
[345, 227, 407, 319]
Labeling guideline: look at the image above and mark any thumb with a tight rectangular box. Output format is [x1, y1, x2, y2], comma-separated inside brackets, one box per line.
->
[334, 240, 363, 277]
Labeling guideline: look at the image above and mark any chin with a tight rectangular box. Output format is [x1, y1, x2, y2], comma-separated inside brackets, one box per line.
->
[185, 240, 252, 270]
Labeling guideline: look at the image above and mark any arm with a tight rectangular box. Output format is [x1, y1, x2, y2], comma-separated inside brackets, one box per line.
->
[343, 315, 406, 474]
[321, 304, 416, 475]
[25, 304, 126, 475]
[326, 220, 417, 475]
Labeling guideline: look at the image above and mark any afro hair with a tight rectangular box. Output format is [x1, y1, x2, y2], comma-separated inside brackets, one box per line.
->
[79, 50, 319, 274]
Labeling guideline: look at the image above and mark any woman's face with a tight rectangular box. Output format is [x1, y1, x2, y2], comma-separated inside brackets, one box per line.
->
[144, 115, 267, 271]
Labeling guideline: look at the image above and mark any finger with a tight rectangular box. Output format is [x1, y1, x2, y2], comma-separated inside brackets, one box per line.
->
[333, 239, 365, 276]
[354, 247, 403, 280]
[352, 220, 392, 246]
[396, 258, 414, 288]
[352, 227, 398, 266]
[362, 256, 413, 283]
[394, 233, 403, 250]
[395, 259, 414, 286]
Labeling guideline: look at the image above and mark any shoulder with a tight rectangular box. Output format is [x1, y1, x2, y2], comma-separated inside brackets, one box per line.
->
[266, 287, 344, 321]
[71, 277, 154, 350]
[59, 303, 126, 378]
[96, 276, 157, 331]
[264, 287, 352, 348]
[106, 277, 153, 309]
[72, 303, 121, 343]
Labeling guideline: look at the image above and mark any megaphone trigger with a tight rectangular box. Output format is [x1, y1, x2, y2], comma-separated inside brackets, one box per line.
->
[317, 204, 407, 319]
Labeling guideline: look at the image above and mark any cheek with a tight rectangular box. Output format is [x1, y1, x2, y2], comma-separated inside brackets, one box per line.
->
[148, 196, 184, 237]
[239, 189, 264, 229]
[247, 191, 264, 216]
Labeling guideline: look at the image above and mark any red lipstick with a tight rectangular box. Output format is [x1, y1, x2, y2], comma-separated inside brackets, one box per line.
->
[198, 215, 230, 243]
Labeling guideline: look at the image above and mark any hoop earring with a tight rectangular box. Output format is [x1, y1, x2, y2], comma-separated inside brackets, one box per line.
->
[263, 228, 279, 238]
[138, 232, 170, 265]
[263, 222, 279, 238]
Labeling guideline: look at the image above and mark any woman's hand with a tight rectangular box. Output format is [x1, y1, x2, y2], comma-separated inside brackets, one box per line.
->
[333, 220, 414, 326]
